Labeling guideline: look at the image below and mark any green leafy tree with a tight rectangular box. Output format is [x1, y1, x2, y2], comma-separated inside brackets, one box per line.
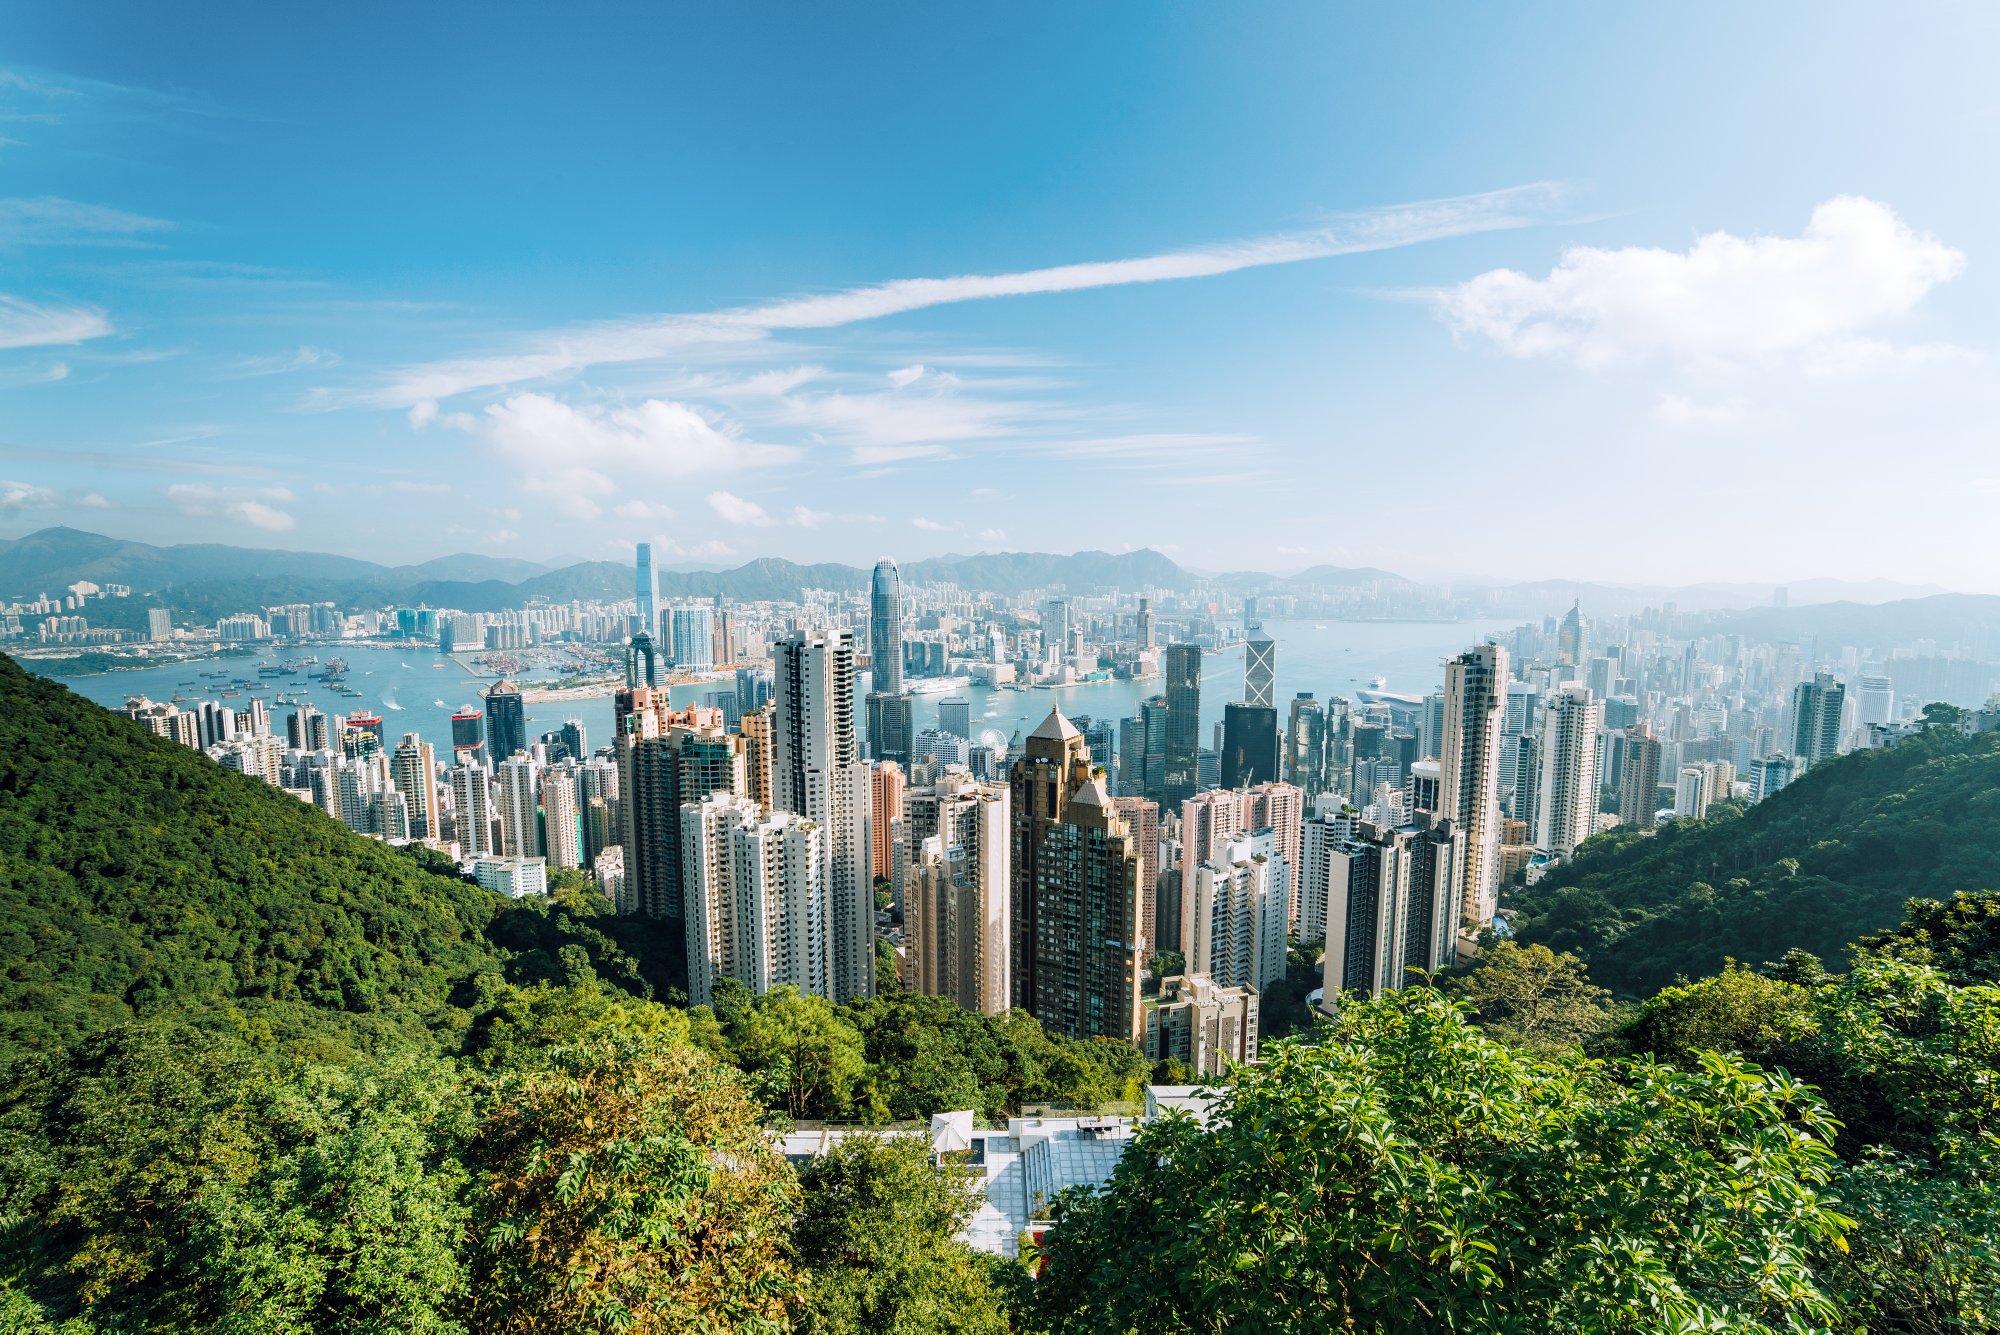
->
[1446, 941, 1614, 1054]
[1030, 989, 1851, 1333]
[790, 1133, 1008, 1335]
[1617, 961, 1812, 1065]
[187, 1057, 475, 1334]
[465, 1030, 801, 1334]
[729, 986, 868, 1120]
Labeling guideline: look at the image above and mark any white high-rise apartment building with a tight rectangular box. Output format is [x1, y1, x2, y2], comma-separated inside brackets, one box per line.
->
[1534, 686, 1601, 858]
[905, 779, 1010, 1015]
[1440, 643, 1507, 935]
[451, 763, 496, 857]
[1298, 804, 1359, 944]
[390, 732, 441, 841]
[542, 763, 585, 870]
[495, 754, 542, 859]
[1188, 830, 1290, 992]
[1675, 765, 1710, 820]
[772, 629, 875, 1002]
[681, 792, 826, 1006]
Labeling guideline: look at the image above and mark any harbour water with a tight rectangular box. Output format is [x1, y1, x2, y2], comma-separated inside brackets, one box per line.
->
[34, 617, 1522, 760]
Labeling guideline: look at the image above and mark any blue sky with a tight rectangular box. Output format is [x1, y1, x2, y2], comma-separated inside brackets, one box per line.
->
[1, 3, 1996, 586]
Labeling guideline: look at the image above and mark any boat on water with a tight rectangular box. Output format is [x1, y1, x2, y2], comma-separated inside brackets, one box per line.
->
[433, 699, 446, 708]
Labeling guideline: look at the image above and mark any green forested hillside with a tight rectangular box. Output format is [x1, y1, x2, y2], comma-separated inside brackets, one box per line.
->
[1510, 720, 2000, 994]
[0, 653, 514, 1060]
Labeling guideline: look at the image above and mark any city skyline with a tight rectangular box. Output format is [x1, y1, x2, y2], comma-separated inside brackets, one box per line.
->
[2, 5, 1997, 587]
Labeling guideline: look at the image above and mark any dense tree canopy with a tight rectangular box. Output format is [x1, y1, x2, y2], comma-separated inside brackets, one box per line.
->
[1031, 988, 1850, 1333]
[1510, 722, 2000, 994]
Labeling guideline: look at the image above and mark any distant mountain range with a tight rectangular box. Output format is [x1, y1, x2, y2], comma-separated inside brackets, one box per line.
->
[3, 528, 1993, 655]
[0, 528, 1203, 611]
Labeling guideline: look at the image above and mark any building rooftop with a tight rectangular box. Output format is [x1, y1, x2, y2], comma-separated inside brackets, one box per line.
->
[1028, 707, 1081, 742]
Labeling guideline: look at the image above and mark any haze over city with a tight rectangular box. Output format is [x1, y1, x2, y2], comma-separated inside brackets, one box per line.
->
[3, 4, 1997, 586]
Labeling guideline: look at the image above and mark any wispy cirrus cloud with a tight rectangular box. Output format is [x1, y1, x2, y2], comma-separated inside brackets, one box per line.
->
[0, 295, 113, 349]
[363, 183, 1572, 407]
[0, 196, 172, 246]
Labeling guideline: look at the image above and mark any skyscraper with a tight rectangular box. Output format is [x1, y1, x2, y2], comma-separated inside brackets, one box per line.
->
[1110, 794, 1160, 961]
[614, 696, 744, 974]
[495, 754, 541, 858]
[449, 762, 494, 857]
[485, 681, 526, 764]
[1243, 610, 1276, 710]
[906, 778, 1011, 1014]
[635, 542, 658, 635]
[1791, 672, 1846, 769]
[1556, 600, 1587, 669]
[1439, 643, 1507, 936]
[869, 761, 904, 882]
[1009, 707, 1145, 1042]
[1619, 724, 1663, 827]
[1188, 829, 1289, 992]
[390, 732, 441, 841]
[1220, 702, 1279, 789]
[1319, 816, 1461, 1001]
[938, 697, 972, 740]
[1675, 765, 1711, 820]
[1162, 645, 1202, 808]
[1285, 694, 1327, 797]
[670, 605, 715, 671]
[772, 629, 874, 1002]
[1857, 673, 1895, 727]
[542, 763, 585, 870]
[866, 691, 914, 766]
[1534, 686, 1600, 858]
[451, 707, 485, 769]
[870, 559, 904, 696]
[682, 792, 826, 1005]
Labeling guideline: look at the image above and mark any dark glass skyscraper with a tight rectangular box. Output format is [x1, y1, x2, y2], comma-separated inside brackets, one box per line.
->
[1220, 702, 1279, 789]
[1162, 645, 1202, 807]
[484, 680, 526, 763]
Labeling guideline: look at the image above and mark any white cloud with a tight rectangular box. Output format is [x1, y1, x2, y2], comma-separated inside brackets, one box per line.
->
[166, 483, 297, 532]
[364, 183, 1569, 406]
[75, 491, 109, 508]
[0, 295, 113, 349]
[464, 392, 798, 521]
[707, 490, 774, 526]
[977, 527, 1007, 542]
[488, 528, 520, 545]
[1438, 197, 1964, 373]
[0, 479, 60, 511]
[911, 517, 950, 532]
[0, 196, 172, 246]
[887, 364, 927, 388]
[1653, 393, 1746, 427]
[613, 499, 676, 521]
[788, 505, 831, 528]
[230, 344, 339, 377]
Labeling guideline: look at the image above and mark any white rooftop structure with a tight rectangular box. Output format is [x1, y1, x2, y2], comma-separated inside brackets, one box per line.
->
[775, 1088, 1216, 1257]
